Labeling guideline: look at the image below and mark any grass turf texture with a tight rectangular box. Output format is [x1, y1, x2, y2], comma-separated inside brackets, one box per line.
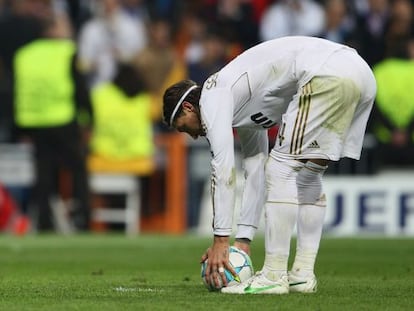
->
[0, 235, 413, 311]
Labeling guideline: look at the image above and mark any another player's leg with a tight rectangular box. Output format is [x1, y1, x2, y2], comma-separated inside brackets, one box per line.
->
[222, 157, 302, 294]
[289, 160, 327, 293]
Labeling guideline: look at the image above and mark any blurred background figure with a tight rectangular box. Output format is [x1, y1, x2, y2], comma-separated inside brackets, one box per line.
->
[89, 63, 155, 230]
[0, 0, 52, 143]
[13, 13, 93, 232]
[144, 0, 182, 27]
[130, 15, 187, 226]
[383, 0, 414, 59]
[187, 30, 227, 85]
[132, 16, 187, 129]
[317, 0, 355, 44]
[90, 63, 154, 161]
[365, 0, 414, 169]
[348, 0, 390, 67]
[59, 0, 94, 37]
[202, 0, 259, 55]
[0, 0, 55, 234]
[120, 0, 149, 22]
[77, 0, 147, 88]
[372, 40, 414, 168]
[175, 9, 208, 65]
[259, 0, 325, 41]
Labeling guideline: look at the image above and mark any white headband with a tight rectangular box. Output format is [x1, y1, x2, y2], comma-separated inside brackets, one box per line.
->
[169, 85, 198, 126]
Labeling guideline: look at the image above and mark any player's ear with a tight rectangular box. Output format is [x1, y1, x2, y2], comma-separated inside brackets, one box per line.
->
[182, 101, 194, 111]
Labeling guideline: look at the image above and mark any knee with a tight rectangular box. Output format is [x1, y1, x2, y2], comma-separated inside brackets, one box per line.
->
[265, 157, 304, 203]
[296, 161, 328, 205]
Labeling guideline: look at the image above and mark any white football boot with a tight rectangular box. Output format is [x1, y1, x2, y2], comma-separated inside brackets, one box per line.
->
[221, 271, 289, 294]
[288, 271, 318, 293]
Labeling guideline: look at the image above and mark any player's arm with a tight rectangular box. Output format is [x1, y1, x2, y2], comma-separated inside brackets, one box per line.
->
[200, 88, 238, 287]
[234, 128, 268, 255]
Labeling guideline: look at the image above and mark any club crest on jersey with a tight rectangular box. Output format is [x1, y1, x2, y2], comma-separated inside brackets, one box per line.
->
[250, 112, 277, 128]
[205, 73, 218, 89]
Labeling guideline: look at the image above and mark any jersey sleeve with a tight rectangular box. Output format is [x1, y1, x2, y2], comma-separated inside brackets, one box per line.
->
[235, 128, 268, 240]
[202, 88, 237, 237]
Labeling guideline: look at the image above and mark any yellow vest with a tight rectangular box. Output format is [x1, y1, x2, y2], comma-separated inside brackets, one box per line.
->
[14, 39, 75, 127]
[90, 83, 154, 160]
[373, 59, 414, 142]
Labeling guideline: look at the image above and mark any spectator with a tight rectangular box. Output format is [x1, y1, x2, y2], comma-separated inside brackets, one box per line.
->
[59, 0, 94, 36]
[383, 0, 414, 59]
[372, 40, 414, 168]
[250, 0, 273, 24]
[13, 13, 93, 232]
[349, 0, 370, 15]
[144, 0, 183, 26]
[187, 31, 227, 85]
[176, 10, 208, 64]
[132, 17, 187, 125]
[348, 0, 390, 67]
[90, 63, 154, 160]
[77, 0, 147, 88]
[203, 0, 259, 52]
[317, 0, 355, 44]
[259, 0, 325, 41]
[121, 0, 149, 22]
[0, 0, 52, 142]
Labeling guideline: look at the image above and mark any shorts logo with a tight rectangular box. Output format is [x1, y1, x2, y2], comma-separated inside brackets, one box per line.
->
[309, 140, 320, 148]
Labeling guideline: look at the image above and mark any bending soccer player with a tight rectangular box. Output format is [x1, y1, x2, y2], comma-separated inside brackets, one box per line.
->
[163, 36, 376, 294]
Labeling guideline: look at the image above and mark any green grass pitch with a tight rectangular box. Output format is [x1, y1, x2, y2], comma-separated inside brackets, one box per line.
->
[0, 234, 413, 310]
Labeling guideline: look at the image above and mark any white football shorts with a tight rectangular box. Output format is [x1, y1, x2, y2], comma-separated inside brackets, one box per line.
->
[272, 49, 377, 161]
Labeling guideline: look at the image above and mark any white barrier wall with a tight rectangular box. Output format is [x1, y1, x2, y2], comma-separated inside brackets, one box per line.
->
[197, 170, 414, 237]
[323, 172, 414, 236]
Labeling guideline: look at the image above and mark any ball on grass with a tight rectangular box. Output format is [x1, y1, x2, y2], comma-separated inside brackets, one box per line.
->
[200, 246, 254, 291]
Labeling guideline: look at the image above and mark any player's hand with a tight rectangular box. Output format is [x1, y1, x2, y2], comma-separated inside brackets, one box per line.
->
[201, 236, 237, 288]
[233, 240, 251, 256]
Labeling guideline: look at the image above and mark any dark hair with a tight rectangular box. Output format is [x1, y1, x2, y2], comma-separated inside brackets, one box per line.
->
[113, 63, 147, 97]
[162, 79, 201, 126]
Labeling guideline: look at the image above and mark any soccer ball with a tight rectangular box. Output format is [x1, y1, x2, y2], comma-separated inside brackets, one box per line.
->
[200, 246, 254, 291]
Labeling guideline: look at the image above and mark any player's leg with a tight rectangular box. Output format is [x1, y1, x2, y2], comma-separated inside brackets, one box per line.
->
[289, 159, 328, 293]
[272, 76, 360, 293]
[286, 77, 354, 293]
[288, 72, 374, 293]
[262, 157, 303, 280]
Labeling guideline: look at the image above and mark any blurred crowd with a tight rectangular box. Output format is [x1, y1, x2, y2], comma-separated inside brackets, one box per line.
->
[0, 0, 414, 233]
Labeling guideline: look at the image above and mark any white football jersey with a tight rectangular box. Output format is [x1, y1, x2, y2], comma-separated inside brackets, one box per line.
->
[199, 36, 376, 237]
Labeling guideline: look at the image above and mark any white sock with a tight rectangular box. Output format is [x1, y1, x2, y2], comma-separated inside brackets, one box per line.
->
[263, 254, 289, 280]
[292, 160, 327, 277]
[263, 202, 298, 280]
[293, 203, 326, 277]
